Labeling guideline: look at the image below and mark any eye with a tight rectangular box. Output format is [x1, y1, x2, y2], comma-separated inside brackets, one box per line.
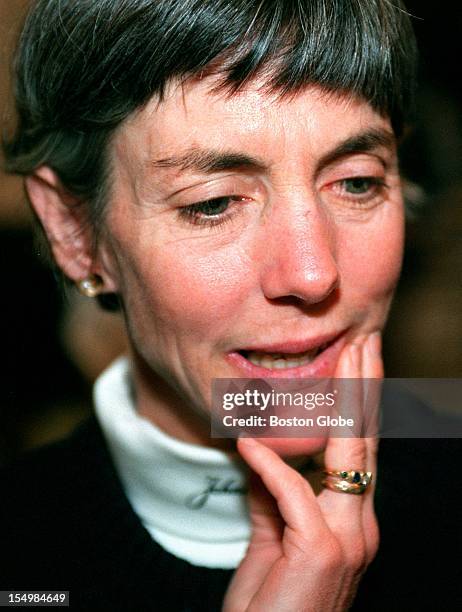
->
[189, 197, 233, 217]
[325, 175, 389, 208]
[322, 174, 389, 210]
[178, 195, 247, 228]
[342, 177, 383, 195]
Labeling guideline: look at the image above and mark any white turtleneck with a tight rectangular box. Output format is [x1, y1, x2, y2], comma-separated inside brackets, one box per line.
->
[94, 357, 251, 569]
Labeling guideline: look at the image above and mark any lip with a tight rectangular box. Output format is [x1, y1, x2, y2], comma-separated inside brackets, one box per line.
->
[227, 329, 348, 379]
[236, 330, 344, 355]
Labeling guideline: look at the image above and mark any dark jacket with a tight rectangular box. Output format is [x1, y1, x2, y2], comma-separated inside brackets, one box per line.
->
[0, 410, 460, 611]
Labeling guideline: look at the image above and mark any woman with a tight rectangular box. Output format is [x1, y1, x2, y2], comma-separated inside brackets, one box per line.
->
[1, 1, 459, 610]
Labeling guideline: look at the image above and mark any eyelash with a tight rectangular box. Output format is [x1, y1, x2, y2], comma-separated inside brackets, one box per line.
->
[332, 176, 388, 203]
[178, 177, 388, 229]
[178, 195, 246, 228]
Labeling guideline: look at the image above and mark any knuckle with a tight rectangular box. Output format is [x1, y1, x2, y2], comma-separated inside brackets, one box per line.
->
[286, 470, 311, 496]
[316, 537, 344, 572]
[366, 518, 380, 563]
[331, 439, 367, 470]
[345, 539, 367, 573]
[347, 442, 368, 469]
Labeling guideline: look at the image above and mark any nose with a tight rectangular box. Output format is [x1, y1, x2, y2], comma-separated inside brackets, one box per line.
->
[259, 197, 339, 305]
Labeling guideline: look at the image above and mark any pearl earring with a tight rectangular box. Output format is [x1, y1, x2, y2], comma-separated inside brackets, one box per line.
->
[77, 274, 104, 298]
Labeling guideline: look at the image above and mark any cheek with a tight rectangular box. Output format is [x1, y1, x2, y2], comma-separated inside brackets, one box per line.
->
[339, 209, 404, 308]
[132, 240, 253, 333]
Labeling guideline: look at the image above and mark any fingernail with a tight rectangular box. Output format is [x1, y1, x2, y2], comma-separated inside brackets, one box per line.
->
[367, 332, 382, 357]
[238, 436, 257, 446]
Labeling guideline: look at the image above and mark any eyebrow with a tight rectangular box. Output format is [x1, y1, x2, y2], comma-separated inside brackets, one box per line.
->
[148, 127, 396, 175]
[150, 149, 267, 173]
[317, 128, 396, 168]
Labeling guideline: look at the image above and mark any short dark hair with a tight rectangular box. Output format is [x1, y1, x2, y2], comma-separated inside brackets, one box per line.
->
[3, 0, 417, 256]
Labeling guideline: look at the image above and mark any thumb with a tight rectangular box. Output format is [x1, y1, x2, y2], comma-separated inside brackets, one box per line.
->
[239, 440, 284, 542]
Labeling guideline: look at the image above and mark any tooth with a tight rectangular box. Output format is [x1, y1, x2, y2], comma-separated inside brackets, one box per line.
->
[260, 356, 275, 369]
[248, 354, 261, 366]
[245, 348, 322, 368]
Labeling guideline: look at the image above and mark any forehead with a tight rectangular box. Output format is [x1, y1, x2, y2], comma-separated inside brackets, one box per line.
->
[113, 77, 392, 170]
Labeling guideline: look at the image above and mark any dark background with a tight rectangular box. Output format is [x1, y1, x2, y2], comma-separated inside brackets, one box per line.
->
[0, 1, 461, 465]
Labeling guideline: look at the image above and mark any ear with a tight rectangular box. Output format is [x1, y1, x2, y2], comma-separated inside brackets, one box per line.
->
[25, 167, 117, 291]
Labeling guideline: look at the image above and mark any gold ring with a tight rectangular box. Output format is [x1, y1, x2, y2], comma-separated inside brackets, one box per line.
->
[322, 469, 373, 495]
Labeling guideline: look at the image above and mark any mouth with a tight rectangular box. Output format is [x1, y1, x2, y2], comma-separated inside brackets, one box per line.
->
[227, 330, 347, 378]
[239, 344, 329, 369]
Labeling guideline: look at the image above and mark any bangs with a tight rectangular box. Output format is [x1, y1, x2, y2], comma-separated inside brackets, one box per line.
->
[13, 0, 416, 134]
[122, 0, 417, 133]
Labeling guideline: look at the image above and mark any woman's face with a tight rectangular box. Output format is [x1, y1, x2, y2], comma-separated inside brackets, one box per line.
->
[99, 79, 404, 445]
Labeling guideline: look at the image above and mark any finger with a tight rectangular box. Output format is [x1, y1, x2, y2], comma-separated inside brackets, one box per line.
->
[314, 340, 371, 577]
[246, 470, 284, 539]
[318, 341, 368, 530]
[331, 336, 366, 437]
[362, 331, 383, 439]
[325, 340, 368, 489]
[360, 332, 383, 563]
[237, 437, 329, 538]
[362, 331, 383, 377]
[361, 332, 382, 469]
[223, 470, 284, 611]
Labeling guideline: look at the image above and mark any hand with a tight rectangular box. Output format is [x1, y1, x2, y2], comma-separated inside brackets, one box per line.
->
[222, 333, 382, 612]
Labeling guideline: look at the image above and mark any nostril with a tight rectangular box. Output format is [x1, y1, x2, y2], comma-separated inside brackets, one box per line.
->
[259, 249, 339, 305]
